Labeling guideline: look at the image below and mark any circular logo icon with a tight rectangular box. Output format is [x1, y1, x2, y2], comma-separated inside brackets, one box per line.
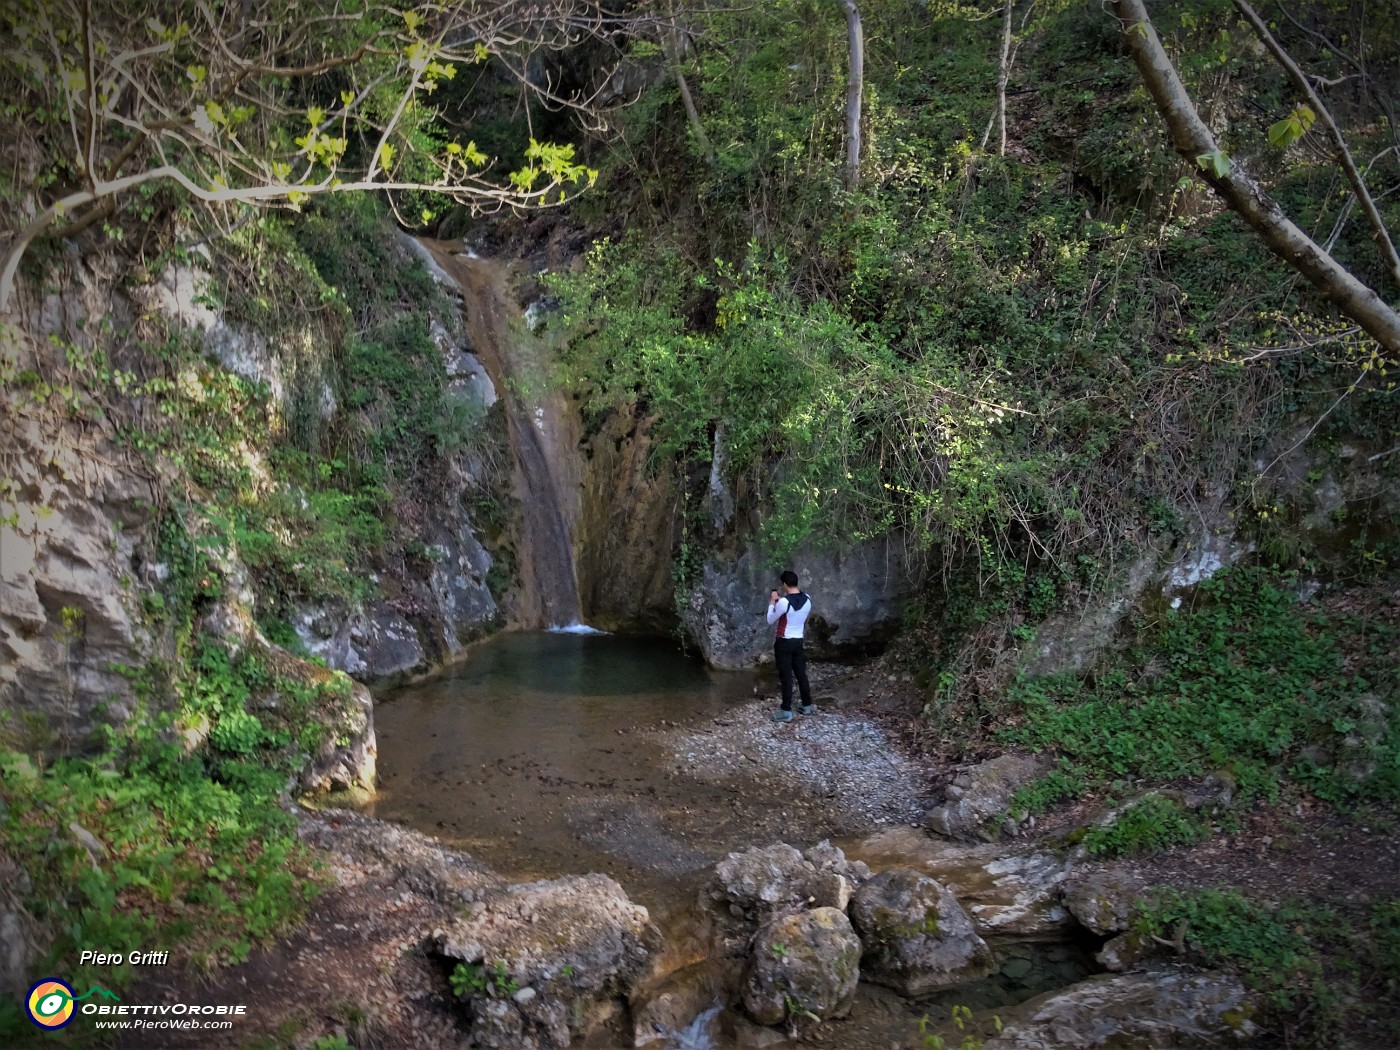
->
[26, 978, 76, 1030]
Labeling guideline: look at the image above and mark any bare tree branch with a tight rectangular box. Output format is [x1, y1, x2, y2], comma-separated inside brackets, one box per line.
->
[0, 0, 639, 313]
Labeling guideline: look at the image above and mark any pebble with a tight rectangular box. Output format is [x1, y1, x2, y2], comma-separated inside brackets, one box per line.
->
[659, 700, 933, 828]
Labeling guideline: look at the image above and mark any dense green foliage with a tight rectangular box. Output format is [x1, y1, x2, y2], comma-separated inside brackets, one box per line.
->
[0, 637, 341, 1045]
[556, 0, 1397, 609]
[1134, 887, 1400, 1039]
[1001, 566, 1399, 811]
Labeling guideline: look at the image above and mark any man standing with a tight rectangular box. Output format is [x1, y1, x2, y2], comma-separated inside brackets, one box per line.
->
[767, 570, 814, 723]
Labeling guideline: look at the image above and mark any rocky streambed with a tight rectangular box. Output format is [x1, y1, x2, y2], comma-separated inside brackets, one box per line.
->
[121, 660, 1268, 1049]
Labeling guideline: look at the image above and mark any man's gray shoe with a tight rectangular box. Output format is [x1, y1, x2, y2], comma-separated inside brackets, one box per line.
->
[800, 704, 817, 715]
[771, 709, 794, 723]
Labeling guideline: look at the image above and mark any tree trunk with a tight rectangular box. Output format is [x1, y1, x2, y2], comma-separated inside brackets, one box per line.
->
[663, 5, 713, 164]
[1110, 0, 1400, 356]
[996, 0, 1014, 156]
[1232, 0, 1400, 290]
[840, 0, 864, 190]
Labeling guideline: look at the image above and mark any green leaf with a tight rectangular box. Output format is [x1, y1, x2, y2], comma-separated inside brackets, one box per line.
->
[1195, 150, 1231, 178]
[1267, 105, 1316, 149]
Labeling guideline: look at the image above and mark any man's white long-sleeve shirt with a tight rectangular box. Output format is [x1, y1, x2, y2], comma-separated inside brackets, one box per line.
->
[767, 592, 812, 639]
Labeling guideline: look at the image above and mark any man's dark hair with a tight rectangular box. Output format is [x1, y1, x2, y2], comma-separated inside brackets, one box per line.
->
[780, 570, 799, 588]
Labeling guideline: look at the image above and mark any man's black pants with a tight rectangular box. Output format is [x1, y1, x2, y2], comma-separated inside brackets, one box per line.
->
[775, 637, 812, 711]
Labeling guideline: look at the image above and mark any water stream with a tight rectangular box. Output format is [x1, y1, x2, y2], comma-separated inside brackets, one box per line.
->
[419, 239, 583, 628]
[364, 631, 754, 898]
[363, 633, 1099, 1049]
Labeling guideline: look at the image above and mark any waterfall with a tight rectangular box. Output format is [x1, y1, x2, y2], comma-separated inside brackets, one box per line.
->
[418, 239, 583, 629]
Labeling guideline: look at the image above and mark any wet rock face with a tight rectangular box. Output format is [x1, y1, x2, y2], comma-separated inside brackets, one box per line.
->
[925, 753, 1053, 841]
[850, 868, 995, 996]
[575, 411, 679, 635]
[435, 873, 661, 1050]
[982, 968, 1258, 1048]
[740, 907, 862, 1026]
[293, 516, 497, 684]
[296, 602, 427, 682]
[631, 959, 741, 1048]
[680, 538, 911, 669]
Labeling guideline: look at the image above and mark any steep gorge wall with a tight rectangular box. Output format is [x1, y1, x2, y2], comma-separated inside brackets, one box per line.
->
[0, 218, 508, 758]
[1, 282, 163, 746]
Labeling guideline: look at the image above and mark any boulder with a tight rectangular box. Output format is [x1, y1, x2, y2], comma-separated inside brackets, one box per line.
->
[925, 753, 1054, 841]
[705, 841, 868, 926]
[436, 873, 661, 1049]
[1095, 929, 1157, 973]
[849, 868, 995, 996]
[851, 827, 1077, 937]
[1061, 871, 1145, 936]
[707, 843, 814, 921]
[295, 677, 378, 796]
[680, 538, 911, 669]
[934, 847, 1075, 937]
[740, 908, 862, 1027]
[982, 968, 1258, 1048]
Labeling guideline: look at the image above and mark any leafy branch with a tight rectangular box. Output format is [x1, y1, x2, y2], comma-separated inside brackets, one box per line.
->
[0, 0, 637, 312]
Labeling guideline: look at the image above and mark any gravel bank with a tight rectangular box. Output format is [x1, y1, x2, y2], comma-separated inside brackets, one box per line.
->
[653, 695, 938, 832]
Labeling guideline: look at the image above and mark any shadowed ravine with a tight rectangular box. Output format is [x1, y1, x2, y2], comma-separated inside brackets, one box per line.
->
[419, 239, 583, 628]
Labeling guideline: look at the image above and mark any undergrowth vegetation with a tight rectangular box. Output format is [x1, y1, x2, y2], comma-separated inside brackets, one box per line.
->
[1133, 888, 1400, 1042]
[1001, 566, 1399, 815]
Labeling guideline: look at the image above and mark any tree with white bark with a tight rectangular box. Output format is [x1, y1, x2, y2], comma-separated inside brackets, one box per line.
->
[1110, 0, 1400, 357]
[838, 0, 862, 190]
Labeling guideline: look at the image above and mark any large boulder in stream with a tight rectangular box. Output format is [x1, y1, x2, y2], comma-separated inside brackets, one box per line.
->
[981, 968, 1258, 1048]
[1061, 870, 1146, 936]
[852, 827, 1078, 937]
[740, 907, 862, 1027]
[850, 868, 995, 996]
[705, 842, 869, 932]
[435, 873, 661, 1049]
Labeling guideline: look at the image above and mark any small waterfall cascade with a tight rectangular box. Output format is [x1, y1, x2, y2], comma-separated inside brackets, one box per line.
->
[418, 239, 583, 628]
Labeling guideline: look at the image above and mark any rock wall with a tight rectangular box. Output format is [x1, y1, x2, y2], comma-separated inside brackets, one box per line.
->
[575, 410, 679, 634]
[2, 228, 500, 769]
[1, 272, 163, 747]
[281, 236, 502, 681]
[680, 537, 913, 669]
